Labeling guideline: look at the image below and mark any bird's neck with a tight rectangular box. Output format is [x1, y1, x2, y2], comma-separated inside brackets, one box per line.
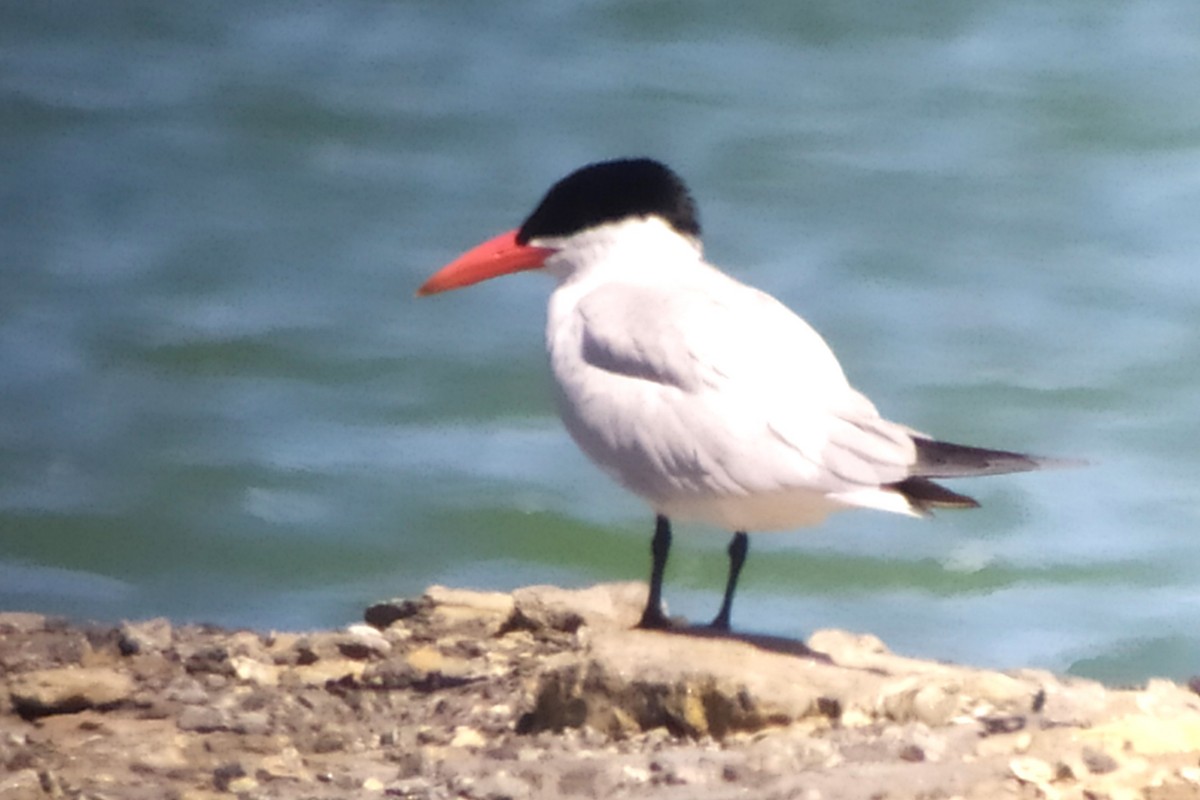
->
[541, 217, 703, 289]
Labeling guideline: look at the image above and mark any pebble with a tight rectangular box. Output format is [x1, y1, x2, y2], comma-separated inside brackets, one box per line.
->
[227, 775, 258, 793]
[231, 656, 279, 686]
[337, 625, 392, 659]
[621, 764, 652, 784]
[230, 710, 271, 736]
[450, 726, 487, 749]
[212, 762, 246, 792]
[183, 646, 234, 677]
[976, 731, 1029, 759]
[1082, 745, 1120, 775]
[167, 679, 210, 705]
[1009, 755, 1055, 785]
[177, 706, 226, 733]
[255, 747, 311, 781]
[472, 769, 531, 799]
[807, 629, 889, 662]
[389, 777, 433, 798]
[1179, 766, 1200, 784]
[404, 645, 442, 672]
[117, 618, 173, 655]
[912, 684, 959, 727]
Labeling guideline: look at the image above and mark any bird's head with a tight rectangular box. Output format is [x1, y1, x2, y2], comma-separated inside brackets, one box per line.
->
[418, 158, 700, 296]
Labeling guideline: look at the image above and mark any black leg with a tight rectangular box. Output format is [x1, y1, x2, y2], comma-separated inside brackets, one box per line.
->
[710, 531, 748, 631]
[637, 515, 672, 629]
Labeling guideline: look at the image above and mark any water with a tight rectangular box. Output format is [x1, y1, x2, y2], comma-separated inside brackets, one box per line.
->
[3, 1, 1200, 685]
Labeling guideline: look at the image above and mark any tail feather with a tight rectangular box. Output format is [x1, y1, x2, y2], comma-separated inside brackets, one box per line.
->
[909, 438, 1070, 479]
[889, 476, 979, 514]
[889, 438, 1081, 515]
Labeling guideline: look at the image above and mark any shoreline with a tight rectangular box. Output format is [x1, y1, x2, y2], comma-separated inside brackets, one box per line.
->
[4, 582, 1200, 799]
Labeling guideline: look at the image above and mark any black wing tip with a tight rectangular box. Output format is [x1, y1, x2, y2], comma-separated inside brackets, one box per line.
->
[911, 437, 1086, 479]
[1026, 454, 1090, 471]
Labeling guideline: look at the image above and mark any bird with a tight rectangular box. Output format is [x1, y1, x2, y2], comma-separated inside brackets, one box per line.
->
[418, 157, 1058, 632]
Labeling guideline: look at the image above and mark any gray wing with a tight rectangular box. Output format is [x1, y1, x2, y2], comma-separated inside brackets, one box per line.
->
[560, 277, 921, 498]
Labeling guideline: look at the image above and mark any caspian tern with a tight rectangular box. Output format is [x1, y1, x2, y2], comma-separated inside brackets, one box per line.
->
[419, 157, 1056, 631]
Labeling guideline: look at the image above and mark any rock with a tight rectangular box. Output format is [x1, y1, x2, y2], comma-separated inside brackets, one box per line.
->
[649, 754, 717, 785]
[807, 629, 891, 663]
[183, 645, 235, 677]
[225, 775, 258, 793]
[336, 624, 392, 659]
[976, 730, 1031, 759]
[212, 762, 246, 792]
[388, 776, 434, 797]
[0, 769, 45, 800]
[1009, 755, 1055, 785]
[127, 729, 190, 773]
[961, 670, 1033, 711]
[519, 628, 837, 739]
[425, 585, 517, 633]
[621, 764, 652, 784]
[177, 705, 227, 733]
[510, 583, 648, 632]
[517, 618, 1057, 741]
[117, 618, 173, 655]
[879, 680, 960, 726]
[450, 725, 487, 749]
[230, 710, 271, 736]
[402, 644, 479, 688]
[1082, 713, 1200, 756]
[1083, 745, 1120, 775]
[1016, 668, 1111, 726]
[425, 585, 516, 616]
[311, 729, 352, 753]
[0, 613, 49, 635]
[231, 655, 280, 686]
[363, 597, 424, 630]
[166, 677, 210, 705]
[471, 769, 531, 799]
[290, 658, 366, 686]
[8, 667, 135, 719]
[256, 746, 311, 780]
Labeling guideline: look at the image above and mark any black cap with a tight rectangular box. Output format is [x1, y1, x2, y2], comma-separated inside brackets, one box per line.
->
[516, 158, 701, 245]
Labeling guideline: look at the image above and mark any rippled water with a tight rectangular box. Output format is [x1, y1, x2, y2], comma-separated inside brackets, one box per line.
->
[4, 1, 1200, 685]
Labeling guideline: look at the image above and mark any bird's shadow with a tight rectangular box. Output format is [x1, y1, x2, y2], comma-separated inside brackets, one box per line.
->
[649, 621, 834, 665]
[645, 623, 909, 679]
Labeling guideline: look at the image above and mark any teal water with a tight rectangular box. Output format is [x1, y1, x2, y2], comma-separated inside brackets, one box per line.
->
[4, 1, 1200, 685]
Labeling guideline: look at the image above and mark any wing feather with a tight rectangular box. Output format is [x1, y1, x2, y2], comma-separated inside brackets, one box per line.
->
[550, 274, 919, 507]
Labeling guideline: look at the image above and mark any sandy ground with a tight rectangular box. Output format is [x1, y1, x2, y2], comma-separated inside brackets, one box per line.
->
[3, 582, 1200, 800]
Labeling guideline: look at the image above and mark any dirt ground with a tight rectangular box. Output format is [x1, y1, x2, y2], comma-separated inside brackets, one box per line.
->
[4, 582, 1200, 800]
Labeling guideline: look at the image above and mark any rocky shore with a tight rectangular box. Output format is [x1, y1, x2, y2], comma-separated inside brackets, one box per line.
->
[3, 582, 1200, 800]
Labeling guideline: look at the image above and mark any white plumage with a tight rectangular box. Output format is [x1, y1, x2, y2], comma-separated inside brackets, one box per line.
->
[419, 158, 1055, 631]
[543, 216, 919, 531]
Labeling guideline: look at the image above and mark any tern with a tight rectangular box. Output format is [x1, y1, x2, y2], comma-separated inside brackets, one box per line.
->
[419, 157, 1056, 631]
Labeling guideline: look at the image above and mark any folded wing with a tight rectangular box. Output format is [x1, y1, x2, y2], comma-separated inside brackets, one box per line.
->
[557, 273, 921, 504]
